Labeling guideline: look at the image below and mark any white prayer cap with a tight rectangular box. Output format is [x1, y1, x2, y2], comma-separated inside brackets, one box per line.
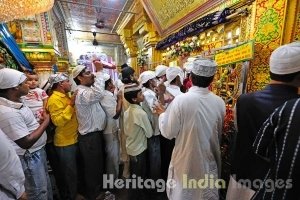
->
[0, 68, 27, 89]
[166, 66, 184, 84]
[155, 65, 168, 77]
[48, 73, 69, 88]
[183, 62, 193, 73]
[40, 79, 51, 91]
[103, 73, 111, 81]
[72, 65, 86, 78]
[270, 41, 300, 75]
[191, 57, 217, 77]
[184, 58, 197, 73]
[139, 71, 156, 84]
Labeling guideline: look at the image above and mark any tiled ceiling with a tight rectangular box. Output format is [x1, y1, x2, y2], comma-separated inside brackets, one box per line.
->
[54, 0, 134, 42]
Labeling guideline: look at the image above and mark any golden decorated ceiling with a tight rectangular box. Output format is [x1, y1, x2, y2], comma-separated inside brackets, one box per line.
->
[141, 0, 222, 37]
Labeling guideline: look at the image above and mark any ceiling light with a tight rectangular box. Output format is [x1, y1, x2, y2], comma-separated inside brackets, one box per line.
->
[0, 0, 54, 22]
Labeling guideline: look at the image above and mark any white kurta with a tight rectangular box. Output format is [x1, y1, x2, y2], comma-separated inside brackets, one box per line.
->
[141, 88, 160, 136]
[161, 86, 225, 200]
[0, 129, 25, 199]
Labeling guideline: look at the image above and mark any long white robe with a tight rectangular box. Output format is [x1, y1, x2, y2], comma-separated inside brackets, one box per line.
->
[160, 86, 225, 200]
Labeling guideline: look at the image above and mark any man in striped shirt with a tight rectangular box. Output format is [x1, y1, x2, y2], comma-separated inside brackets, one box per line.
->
[252, 97, 300, 199]
[228, 41, 300, 199]
[72, 64, 106, 200]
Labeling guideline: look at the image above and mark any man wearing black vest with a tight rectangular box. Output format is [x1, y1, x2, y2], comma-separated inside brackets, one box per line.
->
[227, 41, 300, 199]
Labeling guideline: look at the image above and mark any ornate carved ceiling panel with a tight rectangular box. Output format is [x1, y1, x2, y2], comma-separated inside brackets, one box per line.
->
[141, 0, 223, 37]
[54, 0, 134, 42]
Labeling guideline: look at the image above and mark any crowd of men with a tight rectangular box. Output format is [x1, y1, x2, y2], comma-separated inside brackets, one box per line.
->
[0, 41, 299, 200]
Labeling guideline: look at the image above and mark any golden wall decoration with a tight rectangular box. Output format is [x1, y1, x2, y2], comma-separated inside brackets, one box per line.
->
[141, 0, 223, 37]
[247, 0, 287, 92]
[294, 3, 300, 41]
[281, 0, 299, 44]
[148, 0, 202, 29]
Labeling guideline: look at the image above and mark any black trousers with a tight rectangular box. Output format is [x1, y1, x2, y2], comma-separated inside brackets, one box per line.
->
[78, 131, 104, 200]
[160, 135, 175, 181]
[129, 150, 147, 200]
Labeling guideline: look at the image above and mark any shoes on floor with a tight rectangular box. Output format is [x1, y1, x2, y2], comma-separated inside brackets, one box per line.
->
[96, 191, 115, 200]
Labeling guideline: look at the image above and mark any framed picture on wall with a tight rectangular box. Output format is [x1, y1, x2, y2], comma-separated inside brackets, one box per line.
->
[20, 21, 42, 44]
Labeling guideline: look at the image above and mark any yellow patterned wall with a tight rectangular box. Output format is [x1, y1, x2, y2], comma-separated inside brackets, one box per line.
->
[146, 0, 209, 30]
[248, 0, 299, 92]
[294, 2, 300, 41]
[141, 0, 232, 36]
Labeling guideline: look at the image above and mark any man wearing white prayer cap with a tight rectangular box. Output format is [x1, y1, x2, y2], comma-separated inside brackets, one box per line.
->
[139, 70, 162, 180]
[0, 67, 27, 89]
[155, 66, 185, 182]
[182, 60, 194, 92]
[100, 73, 122, 183]
[157, 57, 225, 200]
[165, 66, 184, 97]
[269, 41, 300, 81]
[71, 64, 107, 199]
[0, 68, 52, 199]
[46, 72, 79, 200]
[155, 65, 168, 79]
[228, 41, 300, 200]
[139, 70, 156, 85]
[183, 57, 196, 73]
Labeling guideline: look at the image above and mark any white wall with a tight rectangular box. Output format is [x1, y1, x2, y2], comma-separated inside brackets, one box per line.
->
[67, 37, 125, 66]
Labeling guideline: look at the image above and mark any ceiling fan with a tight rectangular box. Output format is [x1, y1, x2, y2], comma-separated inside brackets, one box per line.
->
[92, 32, 98, 46]
[94, 7, 108, 29]
[95, 19, 105, 29]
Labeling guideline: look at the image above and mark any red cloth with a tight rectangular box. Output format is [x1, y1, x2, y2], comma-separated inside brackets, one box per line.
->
[101, 60, 116, 69]
[183, 78, 192, 91]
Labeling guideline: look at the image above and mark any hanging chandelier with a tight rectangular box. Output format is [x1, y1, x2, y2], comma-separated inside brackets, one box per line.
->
[0, 0, 54, 22]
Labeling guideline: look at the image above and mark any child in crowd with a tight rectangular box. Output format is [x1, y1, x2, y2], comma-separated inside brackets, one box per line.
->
[100, 74, 122, 180]
[22, 70, 48, 122]
[123, 83, 153, 200]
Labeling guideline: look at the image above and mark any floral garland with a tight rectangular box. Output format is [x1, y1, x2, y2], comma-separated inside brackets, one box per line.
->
[163, 36, 202, 60]
[0, 40, 19, 70]
[137, 49, 148, 66]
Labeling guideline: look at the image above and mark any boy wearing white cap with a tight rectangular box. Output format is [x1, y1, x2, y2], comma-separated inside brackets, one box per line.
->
[0, 68, 52, 199]
[228, 41, 300, 200]
[46, 73, 80, 200]
[123, 83, 153, 200]
[158, 58, 225, 200]
[72, 63, 106, 199]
